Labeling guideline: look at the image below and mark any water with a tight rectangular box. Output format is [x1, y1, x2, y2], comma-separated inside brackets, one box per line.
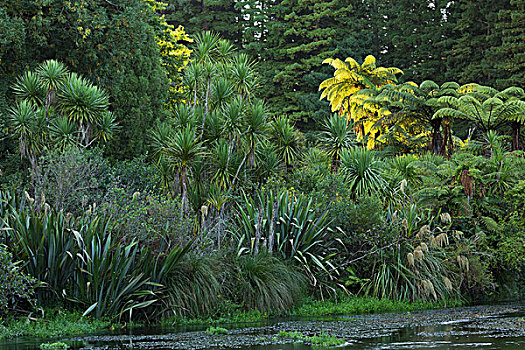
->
[2, 304, 525, 349]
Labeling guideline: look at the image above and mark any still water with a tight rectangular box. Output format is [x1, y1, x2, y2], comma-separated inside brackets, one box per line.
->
[2, 304, 525, 349]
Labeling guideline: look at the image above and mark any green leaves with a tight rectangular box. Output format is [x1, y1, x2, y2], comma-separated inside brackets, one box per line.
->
[6, 60, 116, 153]
[319, 114, 356, 171]
[37, 60, 68, 92]
[340, 147, 386, 198]
[12, 71, 45, 106]
[58, 73, 109, 126]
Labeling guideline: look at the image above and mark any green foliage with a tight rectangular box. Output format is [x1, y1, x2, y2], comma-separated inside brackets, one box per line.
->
[40, 342, 68, 350]
[32, 147, 112, 214]
[0, 309, 109, 340]
[233, 189, 337, 293]
[102, 188, 194, 250]
[0, 245, 37, 315]
[279, 330, 345, 348]
[340, 147, 386, 198]
[231, 252, 306, 313]
[0, 0, 168, 159]
[0, 189, 195, 320]
[293, 297, 464, 316]
[163, 254, 221, 318]
[206, 326, 228, 335]
[5, 61, 116, 154]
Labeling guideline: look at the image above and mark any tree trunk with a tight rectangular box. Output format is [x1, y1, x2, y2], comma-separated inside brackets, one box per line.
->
[511, 121, 521, 151]
[330, 153, 339, 174]
[254, 201, 264, 254]
[430, 118, 443, 155]
[181, 166, 188, 215]
[217, 205, 224, 250]
[248, 144, 255, 168]
[441, 118, 453, 158]
[200, 76, 211, 139]
[267, 194, 278, 253]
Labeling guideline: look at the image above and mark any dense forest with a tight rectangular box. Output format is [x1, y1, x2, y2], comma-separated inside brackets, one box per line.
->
[0, 0, 524, 328]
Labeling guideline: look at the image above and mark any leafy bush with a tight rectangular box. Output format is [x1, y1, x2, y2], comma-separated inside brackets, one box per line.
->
[102, 187, 195, 252]
[0, 245, 37, 315]
[31, 147, 111, 214]
[1, 189, 195, 320]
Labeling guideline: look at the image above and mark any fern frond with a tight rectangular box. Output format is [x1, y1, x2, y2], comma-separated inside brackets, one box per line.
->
[433, 108, 470, 120]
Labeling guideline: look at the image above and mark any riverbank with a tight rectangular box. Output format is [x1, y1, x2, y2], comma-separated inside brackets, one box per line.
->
[0, 297, 464, 340]
[0, 310, 109, 340]
[166, 297, 464, 326]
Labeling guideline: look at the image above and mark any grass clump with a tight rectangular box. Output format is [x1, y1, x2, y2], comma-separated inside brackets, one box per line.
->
[279, 330, 345, 348]
[0, 310, 109, 340]
[293, 296, 464, 316]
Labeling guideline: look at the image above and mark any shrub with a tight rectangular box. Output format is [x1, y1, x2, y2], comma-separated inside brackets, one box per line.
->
[31, 147, 111, 214]
[102, 188, 195, 252]
[0, 245, 37, 315]
[232, 189, 338, 294]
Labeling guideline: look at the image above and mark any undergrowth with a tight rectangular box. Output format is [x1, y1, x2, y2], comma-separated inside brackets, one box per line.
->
[0, 310, 109, 340]
[292, 297, 464, 316]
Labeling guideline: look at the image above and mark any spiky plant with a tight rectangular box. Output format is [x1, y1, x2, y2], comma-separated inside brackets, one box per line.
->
[319, 114, 356, 173]
[340, 147, 386, 198]
[270, 116, 301, 170]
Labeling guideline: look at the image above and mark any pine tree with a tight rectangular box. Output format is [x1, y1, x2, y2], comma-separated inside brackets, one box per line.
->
[444, 0, 510, 85]
[379, 0, 452, 83]
[259, 0, 362, 129]
[489, 0, 525, 89]
[165, 0, 242, 44]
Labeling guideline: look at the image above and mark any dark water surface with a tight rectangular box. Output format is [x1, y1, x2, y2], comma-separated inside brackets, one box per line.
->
[2, 304, 525, 349]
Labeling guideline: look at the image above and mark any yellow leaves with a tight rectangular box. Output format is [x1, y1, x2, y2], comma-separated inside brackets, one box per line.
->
[362, 55, 377, 69]
[344, 57, 359, 70]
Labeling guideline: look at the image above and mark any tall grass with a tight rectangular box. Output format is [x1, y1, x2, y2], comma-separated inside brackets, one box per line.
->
[232, 252, 306, 313]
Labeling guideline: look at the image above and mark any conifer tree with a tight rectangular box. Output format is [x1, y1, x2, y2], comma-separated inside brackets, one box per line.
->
[489, 0, 525, 89]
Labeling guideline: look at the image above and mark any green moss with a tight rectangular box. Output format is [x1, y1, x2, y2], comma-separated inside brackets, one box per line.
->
[0, 310, 109, 340]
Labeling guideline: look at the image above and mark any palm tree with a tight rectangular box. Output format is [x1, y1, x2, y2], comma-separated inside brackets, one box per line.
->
[243, 100, 268, 169]
[165, 125, 205, 214]
[229, 53, 257, 100]
[355, 80, 464, 155]
[49, 116, 78, 151]
[319, 113, 356, 173]
[58, 73, 109, 146]
[270, 116, 301, 171]
[36, 60, 68, 123]
[319, 55, 403, 115]
[7, 100, 39, 162]
[340, 146, 386, 198]
[11, 71, 45, 106]
[491, 87, 525, 150]
[211, 139, 236, 189]
[222, 96, 246, 150]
